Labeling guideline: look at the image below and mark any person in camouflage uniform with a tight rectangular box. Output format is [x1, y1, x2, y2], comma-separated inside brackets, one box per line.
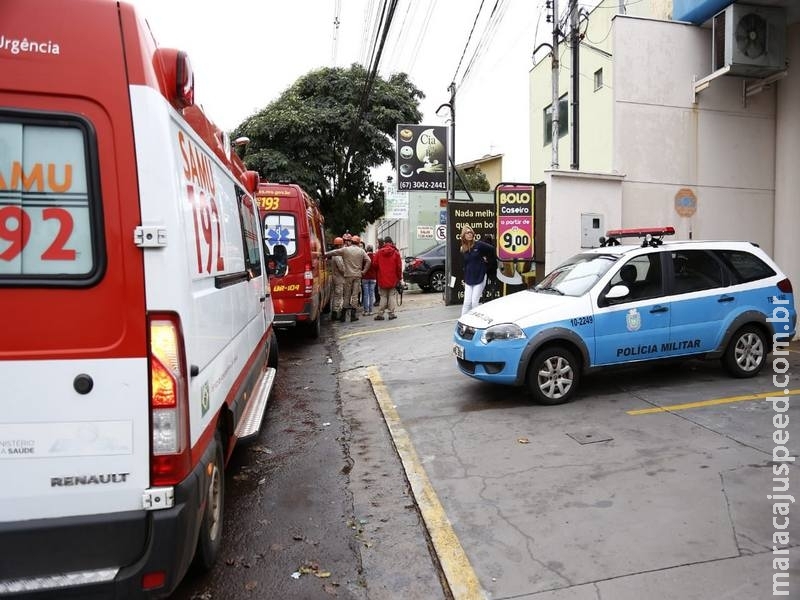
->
[325, 233, 371, 322]
[329, 237, 346, 321]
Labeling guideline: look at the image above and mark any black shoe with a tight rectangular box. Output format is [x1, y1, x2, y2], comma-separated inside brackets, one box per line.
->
[350, 309, 359, 322]
[331, 310, 339, 321]
[339, 310, 347, 322]
[388, 314, 397, 320]
[374, 315, 385, 321]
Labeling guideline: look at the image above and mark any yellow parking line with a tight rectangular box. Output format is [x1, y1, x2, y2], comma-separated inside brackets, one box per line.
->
[367, 366, 485, 600]
[338, 318, 458, 340]
[627, 389, 799, 415]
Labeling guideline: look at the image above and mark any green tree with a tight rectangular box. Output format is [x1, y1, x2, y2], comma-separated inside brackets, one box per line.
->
[455, 167, 490, 192]
[234, 64, 423, 237]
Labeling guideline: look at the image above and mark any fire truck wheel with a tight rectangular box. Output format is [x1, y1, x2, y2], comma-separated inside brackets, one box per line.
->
[194, 432, 225, 571]
[307, 314, 321, 339]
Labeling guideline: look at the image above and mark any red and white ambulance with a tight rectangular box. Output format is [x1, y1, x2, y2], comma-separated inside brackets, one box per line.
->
[0, 1, 284, 597]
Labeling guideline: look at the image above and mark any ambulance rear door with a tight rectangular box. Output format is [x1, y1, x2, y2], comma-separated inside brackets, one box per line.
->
[0, 0, 151, 579]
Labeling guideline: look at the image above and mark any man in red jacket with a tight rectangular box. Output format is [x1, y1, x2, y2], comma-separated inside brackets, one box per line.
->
[373, 236, 403, 321]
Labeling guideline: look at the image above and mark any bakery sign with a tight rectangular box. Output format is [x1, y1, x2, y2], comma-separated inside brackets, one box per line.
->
[395, 124, 448, 192]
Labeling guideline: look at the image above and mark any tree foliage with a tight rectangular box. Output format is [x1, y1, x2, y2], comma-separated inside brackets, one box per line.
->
[234, 64, 423, 237]
[455, 167, 490, 192]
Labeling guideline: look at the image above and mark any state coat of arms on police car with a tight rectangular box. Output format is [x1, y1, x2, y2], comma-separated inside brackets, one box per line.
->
[626, 308, 641, 332]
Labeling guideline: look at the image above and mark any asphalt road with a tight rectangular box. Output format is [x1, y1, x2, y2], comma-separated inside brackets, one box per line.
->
[170, 302, 446, 600]
[173, 289, 800, 599]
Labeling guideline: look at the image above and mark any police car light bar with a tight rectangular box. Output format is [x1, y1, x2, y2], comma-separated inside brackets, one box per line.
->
[600, 227, 675, 248]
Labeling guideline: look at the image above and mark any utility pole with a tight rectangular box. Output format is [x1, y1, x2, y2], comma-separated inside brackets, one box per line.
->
[447, 81, 456, 202]
[550, 0, 560, 169]
[569, 0, 580, 170]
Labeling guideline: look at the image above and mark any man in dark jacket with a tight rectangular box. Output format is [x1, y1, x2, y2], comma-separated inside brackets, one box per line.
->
[373, 236, 403, 321]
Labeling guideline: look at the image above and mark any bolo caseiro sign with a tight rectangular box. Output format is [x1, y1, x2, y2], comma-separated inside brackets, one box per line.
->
[495, 184, 534, 261]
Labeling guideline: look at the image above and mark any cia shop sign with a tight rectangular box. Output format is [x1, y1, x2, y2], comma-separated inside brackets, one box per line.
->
[395, 124, 448, 192]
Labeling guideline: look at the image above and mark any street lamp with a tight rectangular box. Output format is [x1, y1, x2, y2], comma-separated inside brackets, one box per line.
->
[436, 82, 456, 203]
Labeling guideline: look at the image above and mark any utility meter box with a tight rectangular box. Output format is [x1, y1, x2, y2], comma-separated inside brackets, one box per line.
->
[581, 213, 604, 248]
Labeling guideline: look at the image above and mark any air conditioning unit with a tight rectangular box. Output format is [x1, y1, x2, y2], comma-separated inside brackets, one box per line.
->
[712, 3, 786, 77]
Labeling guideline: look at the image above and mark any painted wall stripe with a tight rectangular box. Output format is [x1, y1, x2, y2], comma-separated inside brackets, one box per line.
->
[367, 366, 486, 600]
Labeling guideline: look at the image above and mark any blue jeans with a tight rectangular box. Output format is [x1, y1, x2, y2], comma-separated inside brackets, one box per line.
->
[362, 279, 376, 313]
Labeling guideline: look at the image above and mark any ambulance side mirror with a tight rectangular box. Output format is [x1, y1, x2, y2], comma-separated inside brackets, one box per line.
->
[266, 244, 288, 278]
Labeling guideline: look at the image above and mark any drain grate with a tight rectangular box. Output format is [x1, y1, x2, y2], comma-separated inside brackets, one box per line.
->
[566, 430, 613, 445]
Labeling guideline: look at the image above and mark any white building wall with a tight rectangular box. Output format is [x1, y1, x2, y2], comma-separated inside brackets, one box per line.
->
[613, 16, 777, 251]
[774, 23, 800, 329]
[543, 170, 623, 271]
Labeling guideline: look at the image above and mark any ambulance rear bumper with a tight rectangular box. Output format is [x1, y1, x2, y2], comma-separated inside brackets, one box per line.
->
[0, 447, 211, 599]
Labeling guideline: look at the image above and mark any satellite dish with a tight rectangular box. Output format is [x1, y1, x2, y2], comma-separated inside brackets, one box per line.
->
[735, 12, 768, 59]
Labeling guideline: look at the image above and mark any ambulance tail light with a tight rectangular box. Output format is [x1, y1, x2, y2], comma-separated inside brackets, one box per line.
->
[777, 279, 793, 294]
[148, 314, 191, 487]
[304, 262, 313, 294]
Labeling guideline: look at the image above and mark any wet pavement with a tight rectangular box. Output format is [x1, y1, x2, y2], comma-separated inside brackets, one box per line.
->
[171, 301, 444, 600]
[173, 289, 799, 599]
[336, 290, 800, 599]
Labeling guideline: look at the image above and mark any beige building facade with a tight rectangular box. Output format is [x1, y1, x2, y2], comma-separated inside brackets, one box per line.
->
[529, 0, 800, 334]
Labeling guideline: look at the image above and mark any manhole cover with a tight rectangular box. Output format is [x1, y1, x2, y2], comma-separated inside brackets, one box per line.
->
[566, 430, 613, 445]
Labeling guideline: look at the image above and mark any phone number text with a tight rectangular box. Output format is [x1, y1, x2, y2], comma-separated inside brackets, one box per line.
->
[398, 181, 447, 191]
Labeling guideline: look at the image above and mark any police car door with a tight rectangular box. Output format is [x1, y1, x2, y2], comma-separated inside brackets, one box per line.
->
[592, 252, 671, 365]
[666, 249, 729, 354]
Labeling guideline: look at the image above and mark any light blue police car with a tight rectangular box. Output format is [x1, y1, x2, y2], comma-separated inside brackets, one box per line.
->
[453, 227, 797, 404]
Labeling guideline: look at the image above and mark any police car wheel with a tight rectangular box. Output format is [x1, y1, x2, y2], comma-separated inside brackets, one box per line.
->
[194, 432, 225, 571]
[722, 325, 766, 378]
[527, 346, 580, 405]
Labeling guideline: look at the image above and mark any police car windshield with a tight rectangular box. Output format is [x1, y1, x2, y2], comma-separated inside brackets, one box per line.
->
[534, 253, 618, 297]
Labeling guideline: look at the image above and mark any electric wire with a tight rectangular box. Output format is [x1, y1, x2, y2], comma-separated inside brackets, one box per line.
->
[585, 0, 646, 11]
[384, 0, 415, 73]
[360, 0, 382, 67]
[458, 0, 509, 91]
[350, 0, 399, 147]
[406, 0, 436, 75]
[450, 0, 487, 85]
[331, 0, 342, 66]
[366, 0, 390, 74]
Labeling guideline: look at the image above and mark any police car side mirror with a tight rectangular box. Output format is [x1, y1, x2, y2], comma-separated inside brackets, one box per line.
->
[266, 244, 288, 278]
[605, 284, 630, 300]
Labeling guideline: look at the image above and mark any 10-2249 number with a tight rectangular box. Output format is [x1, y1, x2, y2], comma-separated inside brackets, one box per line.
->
[570, 315, 593, 327]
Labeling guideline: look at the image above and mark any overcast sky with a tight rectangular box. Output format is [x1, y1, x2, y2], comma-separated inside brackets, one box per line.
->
[131, 0, 547, 182]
